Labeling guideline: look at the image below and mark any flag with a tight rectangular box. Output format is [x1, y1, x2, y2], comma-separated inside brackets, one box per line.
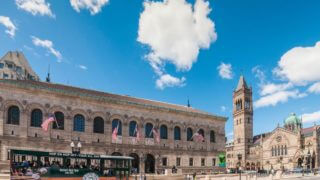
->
[192, 132, 204, 142]
[134, 124, 141, 141]
[41, 115, 55, 132]
[112, 124, 119, 141]
[152, 128, 160, 143]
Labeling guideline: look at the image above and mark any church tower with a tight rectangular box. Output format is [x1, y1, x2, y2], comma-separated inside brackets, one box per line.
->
[233, 75, 253, 166]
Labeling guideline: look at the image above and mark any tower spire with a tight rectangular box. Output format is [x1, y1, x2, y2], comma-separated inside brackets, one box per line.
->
[187, 97, 191, 108]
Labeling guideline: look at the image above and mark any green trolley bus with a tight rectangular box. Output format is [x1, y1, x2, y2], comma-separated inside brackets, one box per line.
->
[10, 149, 133, 180]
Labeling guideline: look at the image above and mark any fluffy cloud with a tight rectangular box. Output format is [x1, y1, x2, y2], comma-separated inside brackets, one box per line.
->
[254, 89, 306, 108]
[31, 36, 62, 61]
[156, 74, 186, 90]
[302, 110, 320, 123]
[274, 42, 320, 85]
[252, 66, 266, 84]
[226, 131, 233, 143]
[308, 82, 320, 94]
[259, 83, 293, 96]
[138, 0, 216, 88]
[78, 65, 88, 70]
[70, 0, 109, 15]
[217, 62, 232, 79]
[16, 0, 54, 17]
[0, 16, 17, 38]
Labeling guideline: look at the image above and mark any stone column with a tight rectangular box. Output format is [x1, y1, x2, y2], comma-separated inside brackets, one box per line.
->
[0, 109, 4, 136]
[122, 121, 129, 144]
[86, 117, 93, 143]
[168, 126, 174, 149]
[20, 109, 28, 138]
[66, 115, 73, 141]
[105, 116, 111, 144]
[140, 153, 145, 174]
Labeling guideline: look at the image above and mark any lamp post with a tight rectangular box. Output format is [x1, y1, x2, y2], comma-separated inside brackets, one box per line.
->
[70, 141, 82, 154]
[237, 154, 242, 180]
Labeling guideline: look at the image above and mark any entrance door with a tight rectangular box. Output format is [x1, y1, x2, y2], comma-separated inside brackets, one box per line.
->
[129, 153, 140, 173]
[145, 154, 155, 173]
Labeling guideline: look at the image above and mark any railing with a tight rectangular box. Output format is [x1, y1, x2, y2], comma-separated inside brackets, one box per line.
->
[112, 136, 122, 144]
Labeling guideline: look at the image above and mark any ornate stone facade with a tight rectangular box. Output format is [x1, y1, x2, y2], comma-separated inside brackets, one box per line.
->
[0, 52, 226, 174]
[226, 76, 320, 171]
[0, 51, 39, 81]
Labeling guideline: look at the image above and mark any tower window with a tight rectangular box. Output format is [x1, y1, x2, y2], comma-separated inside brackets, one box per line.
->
[189, 158, 193, 166]
[247, 118, 250, 124]
[201, 158, 205, 166]
[212, 158, 216, 166]
[237, 138, 241, 143]
[176, 157, 181, 167]
[245, 99, 250, 109]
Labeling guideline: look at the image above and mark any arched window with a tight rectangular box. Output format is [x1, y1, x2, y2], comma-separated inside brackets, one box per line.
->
[174, 126, 181, 140]
[93, 117, 104, 134]
[31, 109, 43, 127]
[271, 147, 274, 156]
[7, 106, 20, 125]
[187, 128, 193, 141]
[112, 119, 122, 136]
[210, 130, 215, 143]
[74, 114, 85, 132]
[285, 145, 287, 155]
[129, 121, 137, 137]
[145, 123, 153, 138]
[53, 111, 64, 130]
[199, 129, 205, 138]
[160, 125, 168, 139]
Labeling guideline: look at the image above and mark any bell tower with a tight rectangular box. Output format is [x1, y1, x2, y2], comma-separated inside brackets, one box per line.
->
[233, 75, 253, 166]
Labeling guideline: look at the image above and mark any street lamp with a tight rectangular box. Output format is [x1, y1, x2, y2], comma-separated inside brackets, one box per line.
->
[70, 141, 82, 154]
[237, 154, 242, 180]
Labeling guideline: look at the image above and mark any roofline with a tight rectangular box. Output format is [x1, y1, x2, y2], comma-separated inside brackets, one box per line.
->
[0, 79, 227, 122]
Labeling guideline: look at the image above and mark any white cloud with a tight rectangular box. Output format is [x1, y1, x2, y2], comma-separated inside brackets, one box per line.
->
[302, 111, 320, 123]
[0, 16, 17, 38]
[252, 66, 266, 84]
[254, 89, 306, 108]
[217, 62, 232, 79]
[78, 65, 88, 70]
[226, 131, 233, 143]
[156, 74, 186, 90]
[70, 0, 109, 15]
[259, 83, 292, 96]
[138, 0, 216, 88]
[15, 0, 54, 17]
[274, 41, 320, 85]
[220, 106, 226, 112]
[308, 82, 320, 94]
[31, 36, 62, 61]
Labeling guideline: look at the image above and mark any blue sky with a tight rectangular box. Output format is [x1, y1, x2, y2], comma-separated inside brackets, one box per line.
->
[1, 0, 320, 141]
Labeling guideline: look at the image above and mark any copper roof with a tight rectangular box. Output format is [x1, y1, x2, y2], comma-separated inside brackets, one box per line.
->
[0, 79, 227, 121]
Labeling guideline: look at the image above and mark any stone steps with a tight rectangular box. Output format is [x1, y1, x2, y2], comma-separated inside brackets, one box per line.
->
[0, 173, 10, 180]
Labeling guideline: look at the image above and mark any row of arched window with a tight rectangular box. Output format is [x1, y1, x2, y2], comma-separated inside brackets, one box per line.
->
[271, 145, 287, 156]
[6, 106, 216, 142]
